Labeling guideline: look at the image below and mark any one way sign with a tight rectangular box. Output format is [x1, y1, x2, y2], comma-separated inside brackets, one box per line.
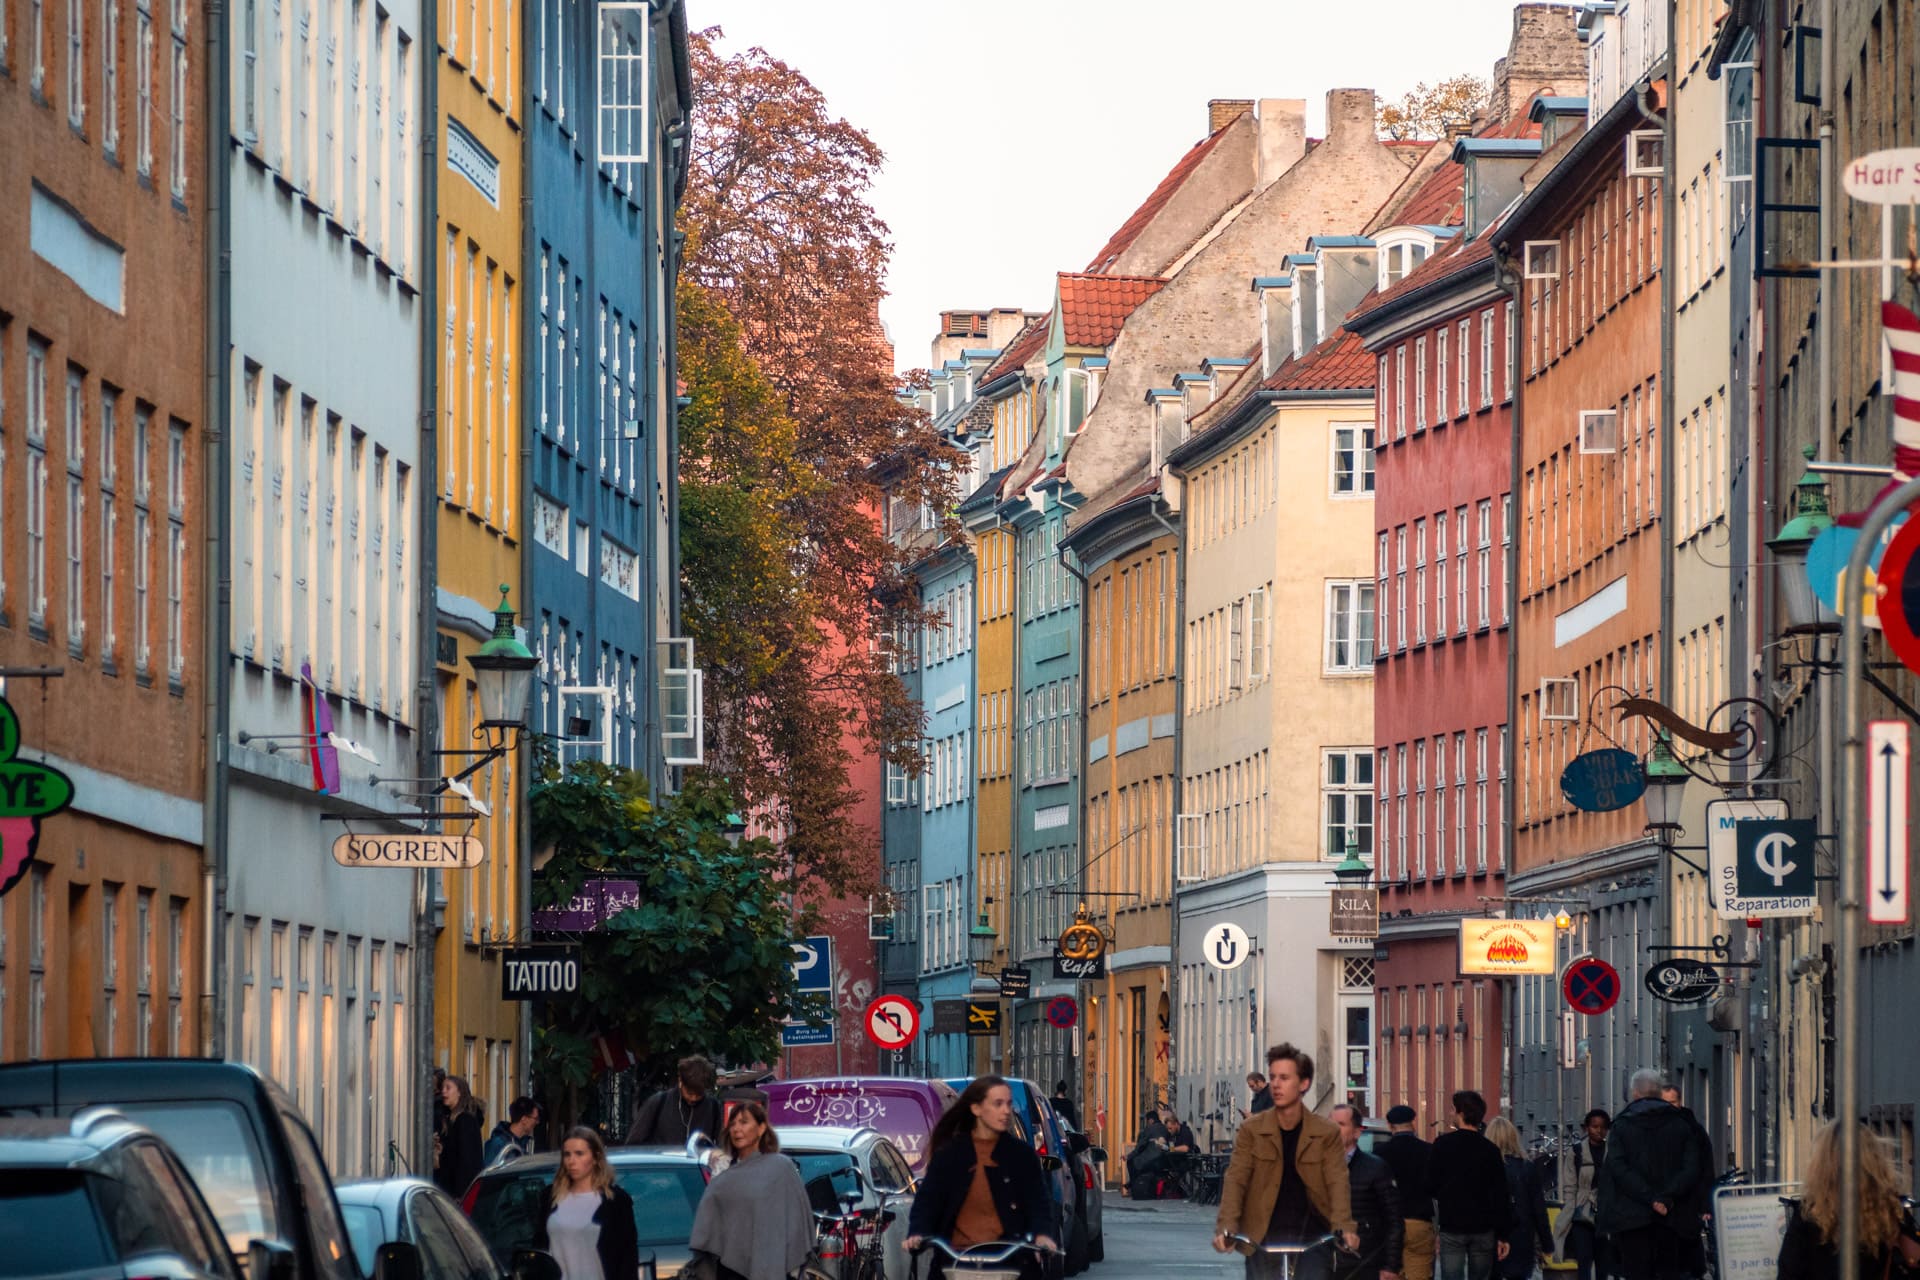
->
[1868, 721, 1910, 924]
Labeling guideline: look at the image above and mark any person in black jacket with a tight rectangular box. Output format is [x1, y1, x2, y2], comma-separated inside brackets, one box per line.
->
[1425, 1091, 1510, 1280]
[1595, 1070, 1702, 1280]
[1485, 1119, 1550, 1280]
[1659, 1083, 1715, 1279]
[1332, 1104, 1403, 1280]
[434, 1075, 484, 1198]
[1379, 1106, 1434, 1280]
[907, 1076, 1058, 1280]
[624, 1055, 726, 1148]
[534, 1127, 640, 1280]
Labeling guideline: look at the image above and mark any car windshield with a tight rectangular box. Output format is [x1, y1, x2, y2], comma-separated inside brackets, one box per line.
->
[0, 1170, 114, 1277]
[785, 1151, 860, 1213]
[340, 1204, 384, 1276]
[617, 1166, 707, 1245]
[109, 1100, 277, 1253]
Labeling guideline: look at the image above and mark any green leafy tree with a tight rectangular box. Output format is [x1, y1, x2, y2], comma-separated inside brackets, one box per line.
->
[528, 762, 801, 1105]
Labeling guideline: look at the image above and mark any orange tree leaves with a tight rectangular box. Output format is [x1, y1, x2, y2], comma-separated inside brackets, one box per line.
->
[677, 29, 949, 897]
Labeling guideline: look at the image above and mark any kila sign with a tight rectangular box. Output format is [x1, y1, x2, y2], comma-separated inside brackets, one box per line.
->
[1329, 888, 1379, 939]
[1645, 957, 1722, 1005]
[500, 948, 580, 1000]
[0, 696, 76, 898]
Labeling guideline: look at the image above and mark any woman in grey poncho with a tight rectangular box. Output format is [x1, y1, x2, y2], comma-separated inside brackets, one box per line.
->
[689, 1102, 815, 1280]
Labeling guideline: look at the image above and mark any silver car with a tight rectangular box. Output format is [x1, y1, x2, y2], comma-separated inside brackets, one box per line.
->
[337, 1178, 514, 1280]
[778, 1124, 917, 1280]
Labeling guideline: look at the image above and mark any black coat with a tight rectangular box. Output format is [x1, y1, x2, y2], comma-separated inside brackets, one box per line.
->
[436, 1110, 483, 1198]
[1340, 1151, 1404, 1275]
[1671, 1104, 1716, 1217]
[909, 1132, 1054, 1244]
[1595, 1098, 1703, 1237]
[1379, 1132, 1434, 1222]
[1427, 1129, 1511, 1237]
[625, 1089, 726, 1148]
[536, 1185, 641, 1280]
[1498, 1155, 1552, 1279]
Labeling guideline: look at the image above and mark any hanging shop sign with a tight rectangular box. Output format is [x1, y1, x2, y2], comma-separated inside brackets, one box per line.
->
[1203, 922, 1253, 970]
[931, 999, 971, 1035]
[530, 878, 642, 932]
[500, 947, 580, 1000]
[1729, 819, 1818, 917]
[1457, 918, 1557, 976]
[1842, 149, 1920, 203]
[1644, 957, 1723, 1005]
[1329, 888, 1380, 939]
[331, 832, 486, 868]
[965, 1000, 1002, 1037]
[1053, 919, 1107, 980]
[1705, 798, 1793, 919]
[0, 696, 76, 898]
[997, 966, 1032, 998]
[1560, 748, 1647, 813]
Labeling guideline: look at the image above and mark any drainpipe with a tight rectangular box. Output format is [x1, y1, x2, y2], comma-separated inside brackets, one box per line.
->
[1634, 67, 1678, 1072]
[1816, 0, 1836, 462]
[1147, 494, 1184, 1121]
[202, 0, 233, 1061]
[1059, 542, 1091, 1111]
[518, 0, 538, 1100]
[1492, 246, 1523, 1118]
[413, 0, 441, 1175]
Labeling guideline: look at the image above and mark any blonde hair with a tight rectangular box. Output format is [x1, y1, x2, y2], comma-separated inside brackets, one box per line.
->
[1800, 1120, 1907, 1256]
[551, 1126, 617, 1206]
[1485, 1116, 1524, 1159]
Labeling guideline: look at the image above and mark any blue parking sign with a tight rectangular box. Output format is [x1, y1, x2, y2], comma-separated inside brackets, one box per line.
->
[791, 935, 835, 994]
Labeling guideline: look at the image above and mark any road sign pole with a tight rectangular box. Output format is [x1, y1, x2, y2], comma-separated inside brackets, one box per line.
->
[1837, 475, 1920, 1280]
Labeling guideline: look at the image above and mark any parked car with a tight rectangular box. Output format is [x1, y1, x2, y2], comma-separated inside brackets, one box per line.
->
[1055, 1114, 1105, 1266]
[777, 1125, 916, 1280]
[462, 1145, 693, 1278]
[0, 1057, 414, 1280]
[0, 1108, 245, 1280]
[762, 1078, 958, 1179]
[338, 1178, 558, 1280]
[943, 1077, 1083, 1274]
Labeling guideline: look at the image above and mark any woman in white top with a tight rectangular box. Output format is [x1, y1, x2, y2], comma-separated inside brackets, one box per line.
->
[535, 1127, 640, 1280]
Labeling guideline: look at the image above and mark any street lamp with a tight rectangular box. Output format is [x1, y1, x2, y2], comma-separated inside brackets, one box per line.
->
[1330, 829, 1372, 885]
[968, 913, 999, 968]
[1641, 732, 1690, 834]
[1766, 445, 1839, 633]
[466, 585, 540, 745]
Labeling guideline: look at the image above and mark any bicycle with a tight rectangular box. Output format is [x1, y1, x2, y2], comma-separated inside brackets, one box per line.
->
[907, 1236, 1058, 1280]
[1219, 1232, 1343, 1280]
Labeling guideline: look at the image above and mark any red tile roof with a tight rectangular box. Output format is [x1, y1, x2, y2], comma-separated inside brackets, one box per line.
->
[1261, 328, 1375, 393]
[1084, 124, 1237, 273]
[979, 313, 1050, 387]
[1390, 160, 1468, 228]
[1057, 273, 1168, 348]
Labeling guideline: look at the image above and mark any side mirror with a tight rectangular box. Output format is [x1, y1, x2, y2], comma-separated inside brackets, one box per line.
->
[246, 1240, 297, 1280]
[1088, 1147, 1107, 1166]
[371, 1242, 424, 1280]
[1041, 1155, 1064, 1174]
[1066, 1132, 1090, 1156]
[511, 1249, 564, 1280]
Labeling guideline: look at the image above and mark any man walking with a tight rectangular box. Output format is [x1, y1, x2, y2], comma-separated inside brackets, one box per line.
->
[1597, 1070, 1702, 1280]
[624, 1055, 726, 1146]
[1214, 1043, 1360, 1280]
[483, 1096, 542, 1167]
[1660, 1084, 1715, 1279]
[1425, 1091, 1509, 1280]
[1379, 1106, 1434, 1280]
[1332, 1104, 1403, 1280]
[1248, 1072, 1275, 1116]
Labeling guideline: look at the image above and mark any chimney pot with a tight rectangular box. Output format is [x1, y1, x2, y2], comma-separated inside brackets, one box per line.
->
[1209, 98, 1255, 133]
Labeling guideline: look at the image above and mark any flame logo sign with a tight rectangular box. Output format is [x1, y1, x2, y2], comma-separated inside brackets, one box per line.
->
[1486, 934, 1531, 963]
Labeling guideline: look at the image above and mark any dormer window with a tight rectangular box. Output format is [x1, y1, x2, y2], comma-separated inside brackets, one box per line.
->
[1377, 233, 1435, 291]
[1292, 265, 1320, 358]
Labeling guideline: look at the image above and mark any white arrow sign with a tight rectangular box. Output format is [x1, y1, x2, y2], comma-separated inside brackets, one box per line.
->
[1868, 720, 1910, 925]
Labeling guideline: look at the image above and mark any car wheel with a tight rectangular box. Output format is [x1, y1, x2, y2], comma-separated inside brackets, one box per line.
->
[1066, 1209, 1090, 1275]
[1086, 1218, 1104, 1265]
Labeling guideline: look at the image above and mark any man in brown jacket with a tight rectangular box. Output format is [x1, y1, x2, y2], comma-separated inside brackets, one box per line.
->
[1214, 1043, 1360, 1280]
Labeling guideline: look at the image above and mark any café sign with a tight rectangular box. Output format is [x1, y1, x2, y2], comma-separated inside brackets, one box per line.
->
[0, 696, 76, 898]
[331, 832, 486, 868]
[1458, 918, 1557, 976]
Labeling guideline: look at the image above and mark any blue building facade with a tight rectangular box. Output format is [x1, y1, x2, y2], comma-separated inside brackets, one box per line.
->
[523, 0, 692, 783]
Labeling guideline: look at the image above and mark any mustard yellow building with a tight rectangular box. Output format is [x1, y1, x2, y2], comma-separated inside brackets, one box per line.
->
[434, 0, 524, 1111]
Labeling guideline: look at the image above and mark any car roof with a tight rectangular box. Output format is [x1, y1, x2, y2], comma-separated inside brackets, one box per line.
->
[481, 1147, 703, 1177]
[0, 1058, 290, 1112]
[774, 1125, 883, 1151]
[334, 1177, 442, 1214]
[0, 1108, 164, 1168]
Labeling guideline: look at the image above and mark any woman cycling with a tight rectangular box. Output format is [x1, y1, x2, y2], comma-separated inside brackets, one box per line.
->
[905, 1076, 1058, 1279]
[688, 1102, 815, 1280]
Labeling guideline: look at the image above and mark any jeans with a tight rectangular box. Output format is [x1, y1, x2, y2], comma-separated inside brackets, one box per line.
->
[1244, 1241, 1334, 1280]
[1434, 1230, 1498, 1280]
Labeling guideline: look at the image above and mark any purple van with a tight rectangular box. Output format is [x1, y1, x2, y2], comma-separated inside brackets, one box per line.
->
[762, 1077, 959, 1176]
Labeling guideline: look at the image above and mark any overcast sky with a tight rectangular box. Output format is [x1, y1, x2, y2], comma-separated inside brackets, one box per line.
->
[689, 1, 1529, 372]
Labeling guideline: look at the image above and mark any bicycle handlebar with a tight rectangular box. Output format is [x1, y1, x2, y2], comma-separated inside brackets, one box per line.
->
[910, 1238, 1058, 1263]
[1221, 1233, 1341, 1255]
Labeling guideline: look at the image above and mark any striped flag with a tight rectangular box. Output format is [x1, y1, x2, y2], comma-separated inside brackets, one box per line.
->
[1840, 302, 1920, 524]
[300, 661, 342, 795]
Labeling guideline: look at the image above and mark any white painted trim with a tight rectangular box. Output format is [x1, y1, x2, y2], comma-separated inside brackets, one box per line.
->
[36, 752, 202, 845]
[1553, 575, 1627, 647]
[1107, 945, 1173, 970]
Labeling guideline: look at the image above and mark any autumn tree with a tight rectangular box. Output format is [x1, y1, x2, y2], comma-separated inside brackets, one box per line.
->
[675, 29, 949, 897]
[1377, 74, 1491, 140]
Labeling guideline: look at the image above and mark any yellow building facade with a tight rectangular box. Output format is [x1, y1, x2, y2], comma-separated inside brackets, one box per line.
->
[433, 0, 524, 1111]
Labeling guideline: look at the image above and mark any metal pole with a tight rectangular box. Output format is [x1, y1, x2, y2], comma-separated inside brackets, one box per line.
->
[1835, 477, 1920, 1280]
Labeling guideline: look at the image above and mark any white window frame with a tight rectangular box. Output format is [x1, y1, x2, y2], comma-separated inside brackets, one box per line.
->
[1394, 744, 1408, 873]
[99, 388, 117, 660]
[65, 367, 87, 654]
[1322, 747, 1374, 861]
[1331, 422, 1375, 496]
[1393, 526, 1407, 651]
[1414, 336, 1428, 429]
[1474, 728, 1489, 872]
[1324, 580, 1376, 674]
[1453, 732, 1468, 874]
[167, 0, 185, 199]
[1433, 738, 1446, 875]
[1540, 676, 1580, 722]
[1579, 408, 1620, 454]
[1247, 586, 1270, 682]
[133, 408, 151, 674]
[1723, 62, 1755, 184]
[1376, 533, 1390, 659]
[1503, 301, 1516, 401]
[1476, 500, 1493, 628]
[1480, 308, 1496, 408]
[1176, 813, 1208, 882]
[1413, 740, 1427, 878]
[1434, 514, 1448, 637]
[1394, 346, 1407, 437]
[1501, 494, 1513, 623]
[101, 0, 119, 155]
[1412, 519, 1427, 645]
[1522, 240, 1561, 280]
[66, 0, 83, 126]
[1454, 506, 1469, 635]
[26, 341, 50, 628]
[659, 637, 705, 765]
[1436, 327, 1449, 421]
[1456, 318, 1471, 410]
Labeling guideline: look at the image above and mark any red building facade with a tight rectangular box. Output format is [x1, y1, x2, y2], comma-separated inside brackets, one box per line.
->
[1350, 144, 1531, 1135]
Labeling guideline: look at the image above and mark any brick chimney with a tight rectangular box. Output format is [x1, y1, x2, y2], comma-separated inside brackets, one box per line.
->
[1254, 99, 1307, 193]
[1209, 99, 1254, 133]
[1324, 88, 1380, 148]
